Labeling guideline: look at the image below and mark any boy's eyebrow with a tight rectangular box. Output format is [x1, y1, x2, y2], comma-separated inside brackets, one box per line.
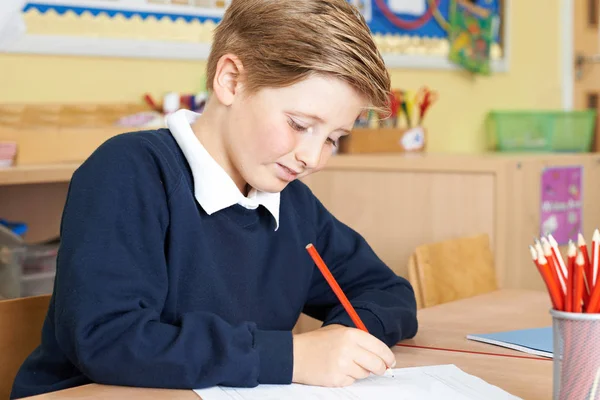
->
[292, 111, 352, 135]
[293, 111, 325, 123]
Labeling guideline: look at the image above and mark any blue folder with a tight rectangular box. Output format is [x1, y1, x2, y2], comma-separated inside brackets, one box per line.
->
[466, 327, 553, 358]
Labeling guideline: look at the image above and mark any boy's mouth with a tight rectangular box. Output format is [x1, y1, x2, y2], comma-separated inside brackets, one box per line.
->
[276, 163, 300, 181]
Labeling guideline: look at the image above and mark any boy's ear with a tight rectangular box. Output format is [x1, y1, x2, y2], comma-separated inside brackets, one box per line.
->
[212, 54, 245, 106]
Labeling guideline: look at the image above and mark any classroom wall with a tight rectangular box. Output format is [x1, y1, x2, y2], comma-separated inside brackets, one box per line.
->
[0, 1, 562, 152]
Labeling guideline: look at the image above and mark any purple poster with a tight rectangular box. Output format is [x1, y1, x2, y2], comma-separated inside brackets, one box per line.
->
[540, 166, 583, 245]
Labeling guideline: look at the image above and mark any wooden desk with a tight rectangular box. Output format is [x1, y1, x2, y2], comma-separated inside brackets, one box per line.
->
[23, 290, 552, 399]
[395, 289, 553, 400]
[395, 346, 550, 399]
[403, 289, 552, 357]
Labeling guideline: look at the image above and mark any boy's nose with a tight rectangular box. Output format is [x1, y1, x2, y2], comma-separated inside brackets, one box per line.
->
[295, 143, 322, 170]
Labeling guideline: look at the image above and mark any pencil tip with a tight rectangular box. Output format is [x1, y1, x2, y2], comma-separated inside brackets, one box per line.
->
[305, 243, 313, 249]
[568, 242, 577, 257]
[529, 245, 537, 259]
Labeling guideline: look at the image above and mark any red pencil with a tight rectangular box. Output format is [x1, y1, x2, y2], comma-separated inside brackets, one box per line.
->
[542, 238, 566, 296]
[530, 246, 560, 310]
[592, 229, 600, 290]
[305, 243, 368, 332]
[548, 235, 568, 283]
[565, 241, 576, 312]
[534, 252, 564, 311]
[573, 251, 585, 313]
[577, 233, 592, 304]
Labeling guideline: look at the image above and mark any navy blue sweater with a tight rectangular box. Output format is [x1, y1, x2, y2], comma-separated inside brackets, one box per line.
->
[11, 129, 418, 399]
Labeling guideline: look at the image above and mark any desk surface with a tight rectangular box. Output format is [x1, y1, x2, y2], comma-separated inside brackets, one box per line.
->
[24, 290, 552, 400]
[403, 288, 552, 357]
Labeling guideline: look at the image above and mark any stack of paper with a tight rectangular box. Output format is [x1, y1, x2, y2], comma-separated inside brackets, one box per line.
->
[194, 364, 520, 400]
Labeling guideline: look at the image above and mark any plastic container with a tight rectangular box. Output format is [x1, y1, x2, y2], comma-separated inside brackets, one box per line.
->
[551, 310, 600, 400]
[0, 246, 22, 299]
[487, 110, 596, 152]
[0, 244, 57, 299]
[21, 271, 56, 297]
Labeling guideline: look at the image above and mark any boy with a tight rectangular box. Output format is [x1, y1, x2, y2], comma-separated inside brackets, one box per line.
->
[11, 0, 418, 398]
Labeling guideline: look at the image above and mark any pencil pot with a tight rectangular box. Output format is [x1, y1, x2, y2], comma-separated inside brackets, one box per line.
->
[551, 310, 600, 400]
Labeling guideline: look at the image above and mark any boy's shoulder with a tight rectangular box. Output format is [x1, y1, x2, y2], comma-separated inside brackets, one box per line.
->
[281, 179, 325, 217]
[94, 128, 179, 158]
[76, 128, 186, 185]
[282, 179, 314, 201]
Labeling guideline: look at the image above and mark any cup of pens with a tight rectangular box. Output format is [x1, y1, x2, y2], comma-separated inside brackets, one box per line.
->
[530, 231, 600, 400]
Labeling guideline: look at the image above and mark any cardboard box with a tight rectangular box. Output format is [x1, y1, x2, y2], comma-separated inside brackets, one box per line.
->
[340, 127, 427, 154]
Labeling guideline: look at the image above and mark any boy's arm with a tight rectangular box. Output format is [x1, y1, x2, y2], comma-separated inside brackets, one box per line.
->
[301, 195, 418, 347]
[53, 134, 291, 390]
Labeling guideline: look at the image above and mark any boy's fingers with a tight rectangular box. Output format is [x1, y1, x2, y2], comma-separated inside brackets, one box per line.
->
[352, 349, 387, 376]
[354, 332, 396, 367]
[347, 362, 371, 381]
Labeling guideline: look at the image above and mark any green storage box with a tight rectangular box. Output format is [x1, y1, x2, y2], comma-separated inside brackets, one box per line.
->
[487, 110, 596, 152]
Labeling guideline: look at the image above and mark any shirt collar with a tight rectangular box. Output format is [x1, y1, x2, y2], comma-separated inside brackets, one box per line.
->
[166, 109, 280, 230]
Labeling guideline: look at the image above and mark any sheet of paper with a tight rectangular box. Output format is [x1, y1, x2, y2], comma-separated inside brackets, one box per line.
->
[0, 0, 27, 47]
[194, 364, 521, 400]
[387, 0, 426, 16]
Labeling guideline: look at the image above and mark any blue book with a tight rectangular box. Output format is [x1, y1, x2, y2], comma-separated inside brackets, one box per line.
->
[466, 327, 553, 358]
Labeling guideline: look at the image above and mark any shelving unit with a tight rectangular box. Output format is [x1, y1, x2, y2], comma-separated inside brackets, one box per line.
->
[0, 164, 79, 186]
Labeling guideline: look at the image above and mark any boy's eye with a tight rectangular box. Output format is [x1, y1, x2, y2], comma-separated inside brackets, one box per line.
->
[287, 118, 308, 132]
[326, 137, 338, 147]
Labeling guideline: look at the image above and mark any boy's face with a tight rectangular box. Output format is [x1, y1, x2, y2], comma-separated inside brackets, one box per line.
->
[224, 74, 367, 193]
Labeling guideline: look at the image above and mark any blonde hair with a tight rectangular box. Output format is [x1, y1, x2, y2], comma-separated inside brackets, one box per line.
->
[206, 0, 391, 113]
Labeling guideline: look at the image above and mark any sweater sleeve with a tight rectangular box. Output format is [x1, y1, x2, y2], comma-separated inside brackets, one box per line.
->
[53, 134, 292, 390]
[301, 194, 418, 347]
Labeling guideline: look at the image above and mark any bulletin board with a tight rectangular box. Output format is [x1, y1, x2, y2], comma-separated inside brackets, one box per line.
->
[0, 0, 509, 71]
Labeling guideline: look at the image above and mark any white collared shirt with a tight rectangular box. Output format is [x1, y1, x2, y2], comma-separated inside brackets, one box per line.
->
[166, 109, 280, 230]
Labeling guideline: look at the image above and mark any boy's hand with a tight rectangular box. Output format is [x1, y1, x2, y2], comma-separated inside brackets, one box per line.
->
[292, 324, 396, 387]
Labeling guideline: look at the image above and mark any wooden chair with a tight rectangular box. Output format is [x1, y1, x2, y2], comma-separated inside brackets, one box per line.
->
[0, 295, 50, 400]
[407, 234, 498, 309]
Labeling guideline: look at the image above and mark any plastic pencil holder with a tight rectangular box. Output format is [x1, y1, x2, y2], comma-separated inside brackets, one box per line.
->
[551, 309, 600, 400]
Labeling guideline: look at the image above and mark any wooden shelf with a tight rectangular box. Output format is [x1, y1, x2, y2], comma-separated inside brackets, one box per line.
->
[0, 163, 79, 186]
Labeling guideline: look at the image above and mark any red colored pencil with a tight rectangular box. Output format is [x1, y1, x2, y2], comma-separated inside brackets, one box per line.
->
[586, 230, 600, 313]
[305, 243, 368, 332]
[542, 238, 566, 296]
[573, 251, 585, 313]
[548, 235, 568, 282]
[531, 247, 564, 311]
[577, 233, 592, 304]
[530, 246, 560, 310]
[565, 241, 576, 312]
[592, 229, 600, 290]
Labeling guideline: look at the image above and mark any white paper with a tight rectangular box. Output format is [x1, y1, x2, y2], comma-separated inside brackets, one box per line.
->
[194, 365, 521, 400]
[0, 0, 27, 47]
[387, 0, 426, 16]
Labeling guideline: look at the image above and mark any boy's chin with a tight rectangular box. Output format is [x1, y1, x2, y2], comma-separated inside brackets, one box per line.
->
[249, 177, 290, 194]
